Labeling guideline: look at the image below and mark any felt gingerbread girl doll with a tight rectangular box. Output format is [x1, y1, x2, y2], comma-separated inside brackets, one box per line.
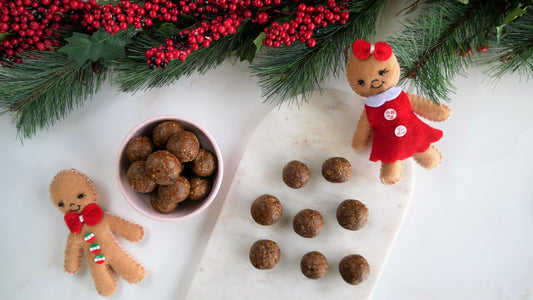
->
[49, 169, 146, 296]
[346, 39, 451, 185]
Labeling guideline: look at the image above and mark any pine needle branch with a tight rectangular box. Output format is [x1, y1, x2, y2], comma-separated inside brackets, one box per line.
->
[250, 0, 386, 104]
[0, 52, 107, 139]
[485, 9, 533, 81]
[114, 20, 263, 92]
[389, 0, 507, 102]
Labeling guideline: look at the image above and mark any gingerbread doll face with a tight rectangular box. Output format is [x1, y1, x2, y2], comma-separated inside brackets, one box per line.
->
[346, 54, 401, 98]
[49, 169, 98, 214]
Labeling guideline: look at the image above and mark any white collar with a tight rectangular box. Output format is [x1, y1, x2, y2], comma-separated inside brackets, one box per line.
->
[365, 86, 402, 107]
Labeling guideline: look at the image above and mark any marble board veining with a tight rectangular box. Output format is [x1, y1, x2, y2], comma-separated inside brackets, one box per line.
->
[187, 89, 414, 299]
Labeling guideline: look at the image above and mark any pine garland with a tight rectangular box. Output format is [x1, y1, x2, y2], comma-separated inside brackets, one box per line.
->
[486, 9, 533, 81]
[0, 51, 107, 139]
[114, 21, 263, 91]
[251, 0, 386, 103]
[0, 0, 531, 139]
[389, 0, 508, 102]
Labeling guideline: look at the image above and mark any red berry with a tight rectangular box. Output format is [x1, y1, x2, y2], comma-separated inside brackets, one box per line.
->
[256, 12, 269, 24]
[476, 45, 489, 53]
[0, 22, 8, 32]
[306, 38, 316, 47]
[340, 11, 349, 20]
[459, 48, 472, 57]
[36, 42, 45, 50]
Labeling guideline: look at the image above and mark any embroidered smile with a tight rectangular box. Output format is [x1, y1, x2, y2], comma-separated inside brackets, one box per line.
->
[69, 204, 81, 212]
[371, 80, 385, 89]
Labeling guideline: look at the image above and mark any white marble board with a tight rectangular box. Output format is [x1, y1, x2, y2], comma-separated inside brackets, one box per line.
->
[187, 89, 414, 299]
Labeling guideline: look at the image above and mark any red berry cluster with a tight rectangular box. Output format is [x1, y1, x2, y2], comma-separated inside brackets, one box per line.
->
[0, 0, 68, 63]
[263, 1, 349, 48]
[458, 44, 489, 57]
[1, 0, 353, 67]
[143, 0, 264, 69]
[144, 13, 245, 69]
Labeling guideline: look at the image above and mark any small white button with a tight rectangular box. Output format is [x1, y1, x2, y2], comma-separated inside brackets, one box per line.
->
[384, 108, 397, 120]
[395, 125, 407, 137]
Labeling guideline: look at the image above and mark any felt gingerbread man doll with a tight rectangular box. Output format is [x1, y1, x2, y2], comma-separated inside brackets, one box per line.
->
[49, 169, 146, 296]
[346, 39, 451, 185]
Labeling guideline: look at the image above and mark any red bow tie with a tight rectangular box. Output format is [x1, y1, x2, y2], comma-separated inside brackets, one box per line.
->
[64, 203, 103, 234]
[351, 39, 392, 61]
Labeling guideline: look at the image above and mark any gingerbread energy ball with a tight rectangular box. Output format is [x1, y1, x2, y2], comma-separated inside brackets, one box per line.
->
[251, 194, 283, 226]
[339, 254, 370, 285]
[191, 148, 217, 177]
[293, 209, 324, 238]
[150, 192, 178, 214]
[322, 157, 352, 183]
[249, 239, 281, 270]
[126, 136, 155, 162]
[300, 251, 328, 279]
[282, 160, 310, 189]
[126, 161, 157, 193]
[152, 121, 183, 148]
[166, 131, 200, 163]
[188, 176, 212, 201]
[145, 150, 182, 185]
[158, 176, 190, 203]
[336, 199, 369, 231]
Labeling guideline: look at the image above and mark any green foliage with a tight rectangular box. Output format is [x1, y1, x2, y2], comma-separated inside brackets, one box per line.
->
[251, 0, 387, 104]
[487, 9, 533, 80]
[0, 0, 532, 140]
[114, 20, 264, 91]
[495, 0, 531, 42]
[0, 52, 107, 139]
[389, 0, 507, 102]
[59, 27, 136, 65]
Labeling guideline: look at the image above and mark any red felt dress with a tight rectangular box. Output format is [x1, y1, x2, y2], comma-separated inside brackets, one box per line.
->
[365, 88, 443, 164]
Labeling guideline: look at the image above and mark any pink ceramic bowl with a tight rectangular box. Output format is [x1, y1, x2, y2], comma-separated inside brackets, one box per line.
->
[116, 115, 223, 222]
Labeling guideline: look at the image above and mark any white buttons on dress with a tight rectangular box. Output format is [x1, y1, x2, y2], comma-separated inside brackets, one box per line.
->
[395, 125, 407, 137]
[384, 108, 397, 120]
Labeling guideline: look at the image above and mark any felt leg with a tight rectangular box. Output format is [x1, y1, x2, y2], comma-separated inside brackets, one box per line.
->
[109, 252, 146, 284]
[413, 145, 442, 169]
[89, 263, 117, 297]
[380, 161, 402, 185]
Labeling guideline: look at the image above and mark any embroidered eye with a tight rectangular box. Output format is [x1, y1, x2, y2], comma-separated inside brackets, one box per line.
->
[58, 202, 64, 207]
[379, 68, 389, 76]
[77, 193, 85, 199]
[357, 80, 365, 86]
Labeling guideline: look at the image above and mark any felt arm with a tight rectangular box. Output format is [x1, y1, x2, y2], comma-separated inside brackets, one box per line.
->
[105, 213, 144, 242]
[352, 110, 372, 151]
[406, 92, 451, 122]
[64, 233, 83, 274]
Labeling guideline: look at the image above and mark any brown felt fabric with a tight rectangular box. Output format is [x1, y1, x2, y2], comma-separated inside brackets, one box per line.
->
[413, 145, 442, 169]
[406, 92, 451, 122]
[64, 233, 83, 274]
[380, 161, 403, 185]
[346, 53, 401, 98]
[50, 169, 145, 297]
[351, 111, 372, 151]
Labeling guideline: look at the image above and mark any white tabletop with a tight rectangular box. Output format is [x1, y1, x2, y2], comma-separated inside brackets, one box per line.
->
[1, 5, 533, 299]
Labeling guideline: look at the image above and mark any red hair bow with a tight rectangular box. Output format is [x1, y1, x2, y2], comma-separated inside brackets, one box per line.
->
[351, 39, 392, 61]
